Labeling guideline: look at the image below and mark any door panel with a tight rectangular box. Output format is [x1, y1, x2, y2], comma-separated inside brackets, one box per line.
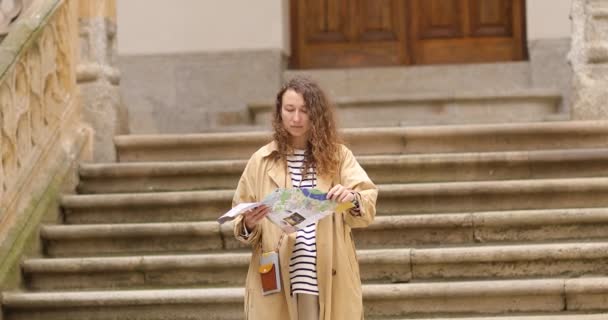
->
[291, 0, 408, 68]
[305, 0, 349, 42]
[357, 0, 398, 41]
[418, 0, 463, 39]
[470, 0, 513, 37]
[409, 0, 526, 65]
[290, 0, 527, 69]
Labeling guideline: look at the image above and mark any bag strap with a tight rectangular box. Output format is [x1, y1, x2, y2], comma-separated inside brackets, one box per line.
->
[259, 233, 286, 253]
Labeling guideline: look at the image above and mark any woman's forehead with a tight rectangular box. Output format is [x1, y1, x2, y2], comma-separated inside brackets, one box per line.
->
[282, 90, 307, 107]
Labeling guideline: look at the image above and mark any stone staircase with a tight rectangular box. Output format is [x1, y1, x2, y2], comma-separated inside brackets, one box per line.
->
[5, 121, 608, 319]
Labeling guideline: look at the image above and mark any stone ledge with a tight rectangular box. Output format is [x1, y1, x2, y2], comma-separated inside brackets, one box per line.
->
[378, 177, 608, 214]
[82, 148, 608, 177]
[283, 61, 532, 97]
[0, 278, 572, 306]
[79, 160, 247, 178]
[22, 243, 608, 281]
[22, 248, 410, 274]
[379, 177, 608, 197]
[39, 207, 608, 258]
[565, 277, 608, 311]
[40, 222, 220, 239]
[61, 190, 234, 208]
[1, 287, 244, 308]
[3, 279, 608, 309]
[566, 277, 608, 294]
[368, 207, 608, 236]
[248, 88, 563, 127]
[591, 7, 608, 18]
[385, 314, 608, 320]
[413, 242, 608, 264]
[114, 120, 608, 161]
[586, 43, 608, 63]
[369, 213, 474, 229]
[76, 63, 121, 84]
[62, 177, 608, 219]
[118, 120, 608, 145]
[249, 88, 562, 113]
[22, 253, 249, 273]
[474, 207, 608, 227]
[364, 279, 564, 299]
[77, 148, 608, 194]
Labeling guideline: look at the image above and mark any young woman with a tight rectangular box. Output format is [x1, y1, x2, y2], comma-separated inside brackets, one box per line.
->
[232, 76, 378, 320]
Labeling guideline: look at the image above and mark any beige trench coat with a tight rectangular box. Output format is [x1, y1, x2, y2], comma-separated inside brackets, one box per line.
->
[232, 141, 378, 320]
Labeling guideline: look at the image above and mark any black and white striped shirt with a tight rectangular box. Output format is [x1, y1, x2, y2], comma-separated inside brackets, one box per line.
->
[287, 149, 319, 295]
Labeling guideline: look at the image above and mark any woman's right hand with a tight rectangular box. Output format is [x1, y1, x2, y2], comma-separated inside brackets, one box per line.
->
[243, 205, 271, 231]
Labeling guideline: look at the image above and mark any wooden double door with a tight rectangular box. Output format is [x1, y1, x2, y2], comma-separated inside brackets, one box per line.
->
[290, 0, 527, 69]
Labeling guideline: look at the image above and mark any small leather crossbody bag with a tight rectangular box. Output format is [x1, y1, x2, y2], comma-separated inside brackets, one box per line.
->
[258, 234, 285, 295]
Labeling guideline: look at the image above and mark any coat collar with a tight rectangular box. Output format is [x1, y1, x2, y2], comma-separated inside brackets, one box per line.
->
[262, 141, 333, 192]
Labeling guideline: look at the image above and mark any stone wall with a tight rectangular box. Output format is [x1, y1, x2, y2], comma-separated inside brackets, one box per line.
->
[529, 38, 573, 114]
[570, 0, 608, 119]
[120, 50, 285, 133]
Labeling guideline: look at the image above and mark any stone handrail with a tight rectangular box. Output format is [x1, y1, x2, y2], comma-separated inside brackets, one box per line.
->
[0, 0, 79, 223]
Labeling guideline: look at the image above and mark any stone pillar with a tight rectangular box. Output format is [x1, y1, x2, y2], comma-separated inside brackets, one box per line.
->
[569, 0, 608, 119]
[78, 0, 128, 162]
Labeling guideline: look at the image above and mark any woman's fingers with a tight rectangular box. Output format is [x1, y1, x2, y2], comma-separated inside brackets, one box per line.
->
[327, 185, 344, 201]
[338, 191, 353, 203]
[327, 184, 354, 203]
[244, 205, 270, 229]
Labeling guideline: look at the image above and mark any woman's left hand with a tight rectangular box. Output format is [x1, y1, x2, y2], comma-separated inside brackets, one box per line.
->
[327, 184, 356, 203]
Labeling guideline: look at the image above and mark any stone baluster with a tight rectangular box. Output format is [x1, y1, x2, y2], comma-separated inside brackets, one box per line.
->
[78, 0, 128, 162]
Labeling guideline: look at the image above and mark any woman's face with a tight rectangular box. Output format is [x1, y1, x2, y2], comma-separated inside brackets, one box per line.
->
[281, 89, 311, 146]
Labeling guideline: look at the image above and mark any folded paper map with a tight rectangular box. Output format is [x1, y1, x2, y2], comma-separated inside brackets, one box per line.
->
[218, 188, 354, 233]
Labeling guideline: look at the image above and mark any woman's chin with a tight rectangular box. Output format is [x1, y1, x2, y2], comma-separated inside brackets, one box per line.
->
[288, 131, 306, 138]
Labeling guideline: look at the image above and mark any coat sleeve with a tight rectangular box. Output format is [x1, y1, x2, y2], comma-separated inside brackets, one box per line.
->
[339, 145, 378, 228]
[232, 155, 263, 247]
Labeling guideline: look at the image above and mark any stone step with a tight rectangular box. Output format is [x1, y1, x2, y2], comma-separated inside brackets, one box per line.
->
[22, 243, 608, 291]
[40, 222, 228, 257]
[78, 148, 608, 194]
[114, 121, 608, 161]
[364, 208, 608, 247]
[62, 177, 608, 224]
[249, 88, 564, 128]
[374, 314, 608, 320]
[379, 177, 608, 215]
[4, 278, 608, 319]
[22, 249, 410, 291]
[60, 190, 233, 224]
[41, 208, 608, 257]
[283, 62, 534, 99]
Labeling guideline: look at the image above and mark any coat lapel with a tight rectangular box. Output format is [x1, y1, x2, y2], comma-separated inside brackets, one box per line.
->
[267, 159, 287, 189]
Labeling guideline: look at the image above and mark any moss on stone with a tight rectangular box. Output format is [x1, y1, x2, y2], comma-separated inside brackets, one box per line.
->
[0, 132, 85, 291]
[0, 0, 62, 79]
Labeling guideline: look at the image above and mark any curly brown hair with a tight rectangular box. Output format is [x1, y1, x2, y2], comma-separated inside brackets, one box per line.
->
[272, 77, 342, 179]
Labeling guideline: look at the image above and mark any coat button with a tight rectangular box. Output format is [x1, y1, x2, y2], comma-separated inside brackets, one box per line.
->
[332, 269, 336, 276]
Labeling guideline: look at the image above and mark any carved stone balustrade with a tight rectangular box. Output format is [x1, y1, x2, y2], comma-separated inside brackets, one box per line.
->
[0, 0, 91, 289]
